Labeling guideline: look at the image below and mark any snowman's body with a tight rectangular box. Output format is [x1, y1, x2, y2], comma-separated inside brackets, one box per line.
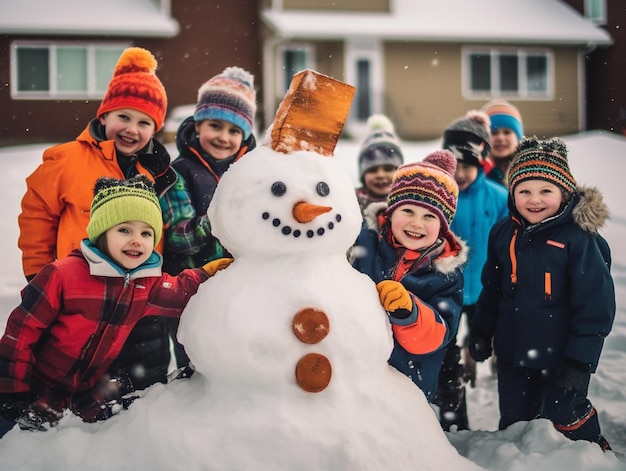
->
[178, 148, 479, 470]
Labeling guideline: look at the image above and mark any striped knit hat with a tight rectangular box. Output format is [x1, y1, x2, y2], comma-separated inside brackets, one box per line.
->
[194, 66, 256, 139]
[387, 150, 459, 234]
[87, 175, 163, 246]
[481, 99, 524, 141]
[507, 136, 576, 197]
[97, 47, 167, 131]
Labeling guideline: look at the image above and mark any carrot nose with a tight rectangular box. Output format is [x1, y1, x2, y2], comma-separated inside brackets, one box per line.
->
[293, 201, 332, 223]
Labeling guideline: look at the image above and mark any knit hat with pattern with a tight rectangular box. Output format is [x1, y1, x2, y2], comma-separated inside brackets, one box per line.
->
[87, 175, 163, 245]
[481, 99, 524, 141]
[97, 47, 167, 131]
[507, 136, 576, 197]
[194, 66, 257, 139]
[387, 150, 459, 234]
[442, 110, 491, 168]
[358, 114, 404, 182]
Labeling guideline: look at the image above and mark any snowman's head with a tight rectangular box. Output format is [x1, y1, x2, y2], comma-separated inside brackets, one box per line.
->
[208, 146, 362, 257]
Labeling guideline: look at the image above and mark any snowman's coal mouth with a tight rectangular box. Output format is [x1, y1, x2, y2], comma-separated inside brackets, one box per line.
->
[261, 211, 342, 238]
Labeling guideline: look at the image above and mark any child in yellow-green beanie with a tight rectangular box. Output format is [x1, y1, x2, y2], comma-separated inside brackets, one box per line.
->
[0, 176, 231, 437]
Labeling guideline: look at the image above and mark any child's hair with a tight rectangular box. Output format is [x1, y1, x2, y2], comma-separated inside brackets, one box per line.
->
[507, 136, 577, 198]
[387, 150, 459, 234]
[481, 99, 524, 141]
[96, 47, 167, 131]
[86, 175, 163, 246]
[193, 67, 257, 139]
[358, 114, 404, 183]
[442, 110, 491, 168]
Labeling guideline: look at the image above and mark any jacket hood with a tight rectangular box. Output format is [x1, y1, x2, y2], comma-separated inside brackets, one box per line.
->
[509, 185, 609, 234]
[79, 239, 163, 279]
[361, 201, 469, 275]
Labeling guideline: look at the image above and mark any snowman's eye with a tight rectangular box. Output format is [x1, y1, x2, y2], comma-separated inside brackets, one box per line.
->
[271, 181, 287, 197]
[316, 182, 330, 197]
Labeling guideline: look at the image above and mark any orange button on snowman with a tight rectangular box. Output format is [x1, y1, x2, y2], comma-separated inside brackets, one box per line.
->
[270, 69, 355, 393]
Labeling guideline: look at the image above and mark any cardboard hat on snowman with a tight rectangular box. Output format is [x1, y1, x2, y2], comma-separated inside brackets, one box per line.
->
[267, 69, 355, 156]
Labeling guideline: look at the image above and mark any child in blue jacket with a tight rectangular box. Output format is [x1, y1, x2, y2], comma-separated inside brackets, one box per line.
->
[352, 150, 468, 401]
[436, 110, 508, 431]
[469, 136, 615, 451]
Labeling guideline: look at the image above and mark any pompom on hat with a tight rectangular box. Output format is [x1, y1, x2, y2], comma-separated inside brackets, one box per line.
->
[358, 114, 404, 182]
[507, 136, 577, 197]
[442, 110, 491, 168]
[87, 175, 163, 246]
[481, 99, 524, 141]
[97, 47, 167, 131]
[387, 150, 459, 234]
[194, 66, 257, 139]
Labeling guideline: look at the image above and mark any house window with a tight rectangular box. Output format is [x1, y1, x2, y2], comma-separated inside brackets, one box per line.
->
[584, 0, 606, 25]
[11, 42, 128, 100]
[463, 47, 553, 99]
[278, 44, 314, 94]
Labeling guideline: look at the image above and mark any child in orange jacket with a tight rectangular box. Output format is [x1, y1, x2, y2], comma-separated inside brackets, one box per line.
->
[16, 47, 180, 407]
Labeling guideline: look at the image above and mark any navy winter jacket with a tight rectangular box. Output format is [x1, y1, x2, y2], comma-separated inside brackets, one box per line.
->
[472, 186, 615, 371]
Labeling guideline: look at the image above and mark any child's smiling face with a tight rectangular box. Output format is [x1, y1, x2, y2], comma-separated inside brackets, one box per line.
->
[390, 204, 441, 250]
[513, 180, 564, 224]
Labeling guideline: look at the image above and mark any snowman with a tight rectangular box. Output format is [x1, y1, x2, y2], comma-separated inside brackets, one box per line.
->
[177, 70, 479, 471]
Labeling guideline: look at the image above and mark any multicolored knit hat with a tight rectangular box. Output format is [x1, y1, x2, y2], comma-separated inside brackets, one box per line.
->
[387, 150, 459, 233]
[194, 66, 257, 139]
[507, 136, 576, 197]
[358, 114, 404, 182]
[481, 99, 524, 141]
[442, 110, 491, 168]
[97, 47, 167, 131]
[87, 175, 163, 246]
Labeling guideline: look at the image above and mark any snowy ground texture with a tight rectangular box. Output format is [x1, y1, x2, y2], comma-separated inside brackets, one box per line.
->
[0, 131, 624, 470]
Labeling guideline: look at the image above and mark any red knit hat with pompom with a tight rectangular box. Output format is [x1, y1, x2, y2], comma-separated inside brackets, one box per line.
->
[97, 47, 167, 131]
[387, 150, 459, 234]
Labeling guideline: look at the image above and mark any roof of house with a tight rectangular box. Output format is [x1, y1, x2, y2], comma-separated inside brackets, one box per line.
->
[0, 0, 179, 37]
[262, 0, 612, 46]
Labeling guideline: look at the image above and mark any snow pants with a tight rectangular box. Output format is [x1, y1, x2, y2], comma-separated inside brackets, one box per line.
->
[0, 415, 15, 439]
[496, 359, 604, 446]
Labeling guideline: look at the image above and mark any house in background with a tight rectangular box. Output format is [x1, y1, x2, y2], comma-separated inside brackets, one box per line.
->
[0, 0, 262, 146]
[562, 0, 626, 135]
[0, 0, 617, 146]
[260, 0, 612, 140]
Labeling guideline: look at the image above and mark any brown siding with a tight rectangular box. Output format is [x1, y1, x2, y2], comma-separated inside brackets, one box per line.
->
[283, 0, 389, 12]
[382, 43, 582, 140]
[0, 1, 262, 146]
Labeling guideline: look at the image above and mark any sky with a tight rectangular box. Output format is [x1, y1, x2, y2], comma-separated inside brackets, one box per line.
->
[0, 130, 625, 470]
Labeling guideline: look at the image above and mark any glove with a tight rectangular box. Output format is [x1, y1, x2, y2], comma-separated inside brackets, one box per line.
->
[467, 329, 492, 362]
[556, 358, 591, 391]
[376, 280, 412, 319]
[73, 373, 136, 423]
[202, 258, 234, 277]
[16, 399, 63, 431]
[0, 392, 32, 422]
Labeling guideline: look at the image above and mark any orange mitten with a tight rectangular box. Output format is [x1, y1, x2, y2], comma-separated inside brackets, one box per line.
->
[376, 280, 412, 312]
[202, 258, 234, 277]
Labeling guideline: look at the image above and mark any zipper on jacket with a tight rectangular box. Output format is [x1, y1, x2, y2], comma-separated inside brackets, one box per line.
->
[509, 229, 518, 284]
[544, 272, 552, 300]
[124, 272, 130, 287]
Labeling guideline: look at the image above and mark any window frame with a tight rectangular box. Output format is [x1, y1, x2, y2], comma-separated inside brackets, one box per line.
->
[276, 43, 316, 96]
[584, 0, 607, 25]
[10, 41, 129, 100]
[461, 46, 554, 100]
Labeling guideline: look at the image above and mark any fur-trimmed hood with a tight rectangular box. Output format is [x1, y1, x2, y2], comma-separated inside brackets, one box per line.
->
[360, 202, 469, 275]
[509, 185, 610, 234]
[572, 185, 610, 234]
